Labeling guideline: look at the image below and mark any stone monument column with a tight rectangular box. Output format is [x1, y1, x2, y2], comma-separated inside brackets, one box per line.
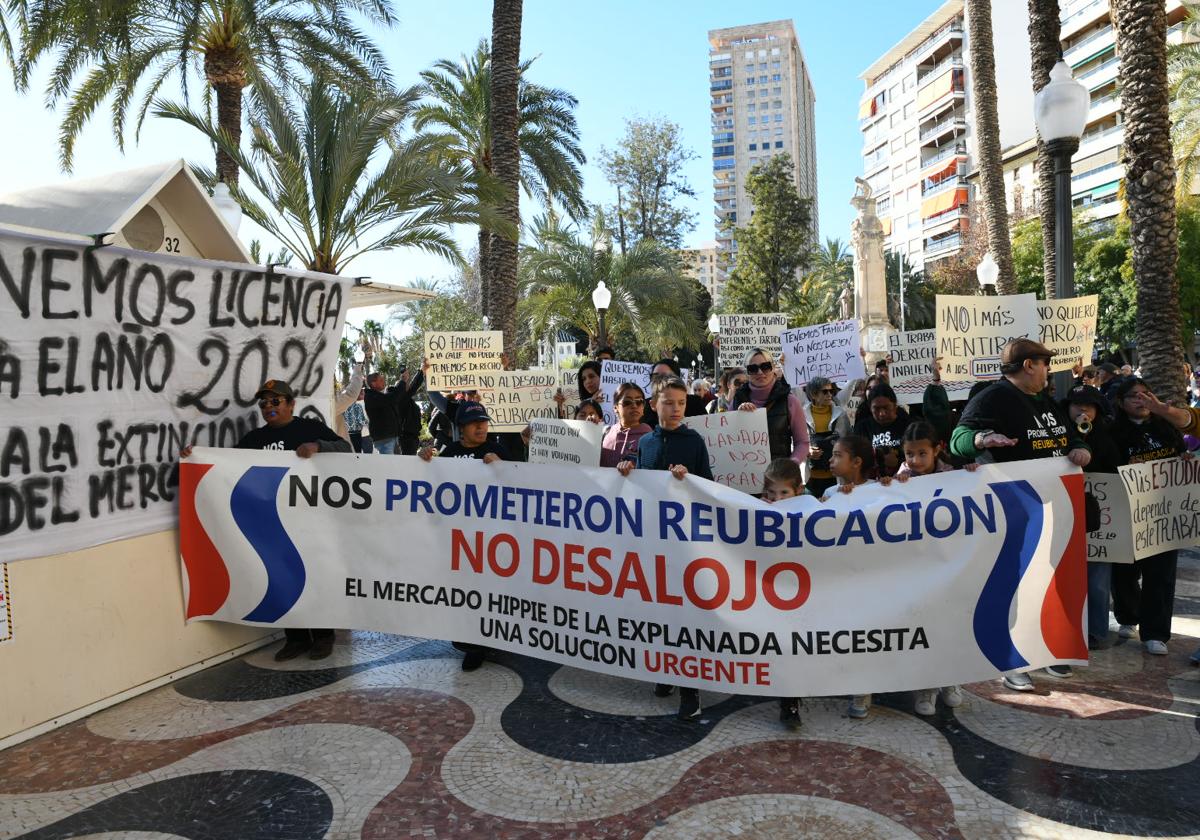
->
[850, 178, 894, 363]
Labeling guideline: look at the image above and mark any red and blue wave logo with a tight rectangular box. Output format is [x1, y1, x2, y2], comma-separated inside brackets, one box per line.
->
[973, 474, 1088, 669]
[179, 463, 306, 622]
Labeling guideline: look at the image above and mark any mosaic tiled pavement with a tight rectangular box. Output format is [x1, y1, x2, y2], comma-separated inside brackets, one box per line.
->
[2, 553, 1199, 839]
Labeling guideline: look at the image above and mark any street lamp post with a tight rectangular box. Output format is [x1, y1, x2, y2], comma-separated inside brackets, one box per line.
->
[591, 280, 612, 354]
[1034, 58, 1090, 396]
[977, 252, 999, 295]
[707, 313, 721, 377]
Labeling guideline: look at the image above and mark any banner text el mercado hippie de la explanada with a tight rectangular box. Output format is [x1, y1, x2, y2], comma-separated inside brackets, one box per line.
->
[0, 227, 348, 564]
[180, 451, 1088, 696]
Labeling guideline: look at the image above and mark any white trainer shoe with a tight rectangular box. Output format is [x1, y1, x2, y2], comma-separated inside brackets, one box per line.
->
[940, 685, 964, 708]
[1145, 640, 1168, 656]
[913, 689, 938, 716]
[1118, 624, 1137, 639]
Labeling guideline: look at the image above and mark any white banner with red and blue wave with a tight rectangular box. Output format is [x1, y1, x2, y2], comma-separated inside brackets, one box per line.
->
[179, 450, 1088, 695]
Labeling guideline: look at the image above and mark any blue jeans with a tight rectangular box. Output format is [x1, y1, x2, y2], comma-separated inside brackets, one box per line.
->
[374, 437, 398, 455]
[1087, 561, 1112, 642]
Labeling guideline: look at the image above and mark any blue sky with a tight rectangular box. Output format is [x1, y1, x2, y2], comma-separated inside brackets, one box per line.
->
[0, 1, 942, 298]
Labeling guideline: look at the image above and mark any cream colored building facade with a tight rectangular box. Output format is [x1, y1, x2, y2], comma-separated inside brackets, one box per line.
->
[708, 21, 818, 279]
[680, 242, 721, 304]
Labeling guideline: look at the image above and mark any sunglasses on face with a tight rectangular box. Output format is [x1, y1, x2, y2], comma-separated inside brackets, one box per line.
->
[820, 388, 836, 394]
[258, 397, 285, 408]
[746, 363, 772, 374]
[619, 398, 644, 407]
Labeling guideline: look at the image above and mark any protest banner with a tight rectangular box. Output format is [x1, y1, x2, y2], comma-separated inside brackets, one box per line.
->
[1038, 295, 1099, 373]
[886, 330, 973, 406]
[527, 419, 603, 467]
[472, 370, 560, 432]
[1117, 456, 1200, 560]
[1085, 474, 1135, 564]
[181, 451, 1087, 696]
[718, 314, 787, 370]
[780, 320, 866, 387]
[599, 360, 652, 425]
[0, 564, 10, 643]
[935, 293, 1039, 382]
[556, 368, 581, 418]
[683, 410, 771, 492]
[424, 331, 504, 391]
[0, 227, 347, 564]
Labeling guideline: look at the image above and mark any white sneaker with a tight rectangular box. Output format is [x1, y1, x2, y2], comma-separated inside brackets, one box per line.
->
[848, 694, 871, 719]
[1145, 640, 1168, 656]
[940, 685, 964, 708]
[1118, 624, 1137, 639]
[913, 688, 938, 716]
[1002, 672, 1035, 691]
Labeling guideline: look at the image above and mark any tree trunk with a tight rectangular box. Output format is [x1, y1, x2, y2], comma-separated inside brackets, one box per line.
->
[488, 0, 523, 351]
[1027, 0, 1062, 299]
[205, 48, 247, 188]
[478, 227, 492, 316]
[1114, 0, 1184, 403]
[966, 0, 1016, 294]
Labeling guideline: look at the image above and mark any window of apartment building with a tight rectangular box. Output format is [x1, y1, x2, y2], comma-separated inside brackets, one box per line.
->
[903, 102, 913, 119]
[747, 90, 755, 98]
[771, 47, 781, 55]
[903, 74, 915, 92]
[908, 211, 918, 227]
[891, 137, 903, 154]
[889, 84, 900, 102]
[758, 62, 767, 70]
[774, 114, 783, 122]
[892, 165, 904, 181]
[748, 103, 756, 111]
[759, 88, 769, 98]
[746, 77, 754, 85]
[772, 73, 782, 81]
[890, 113, 900, 128]
[759, 75, 769, 83]
[775, 141, 784, 148]
[773, 86, 782, 95]
[905, 128, 917, 144]
[909, 239, 921, 254]
[744, 51, 754, 60]
[773, 100, 782, 109]
[907, 185, 918, 202]
[906, 156, 917, 173]
[775, 127, 783, 135]
[758, 49, 766, 57]
[771, 61, 781, 69]
[748, 116, 757, 124]
[748, 144, 757, 151]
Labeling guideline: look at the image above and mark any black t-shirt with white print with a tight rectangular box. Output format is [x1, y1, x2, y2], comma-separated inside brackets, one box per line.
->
[437, 439, 509, 460]
[1112, 416, 1185, 465]
[957, 379, 1080, 462]
[235, 417, 343, 452]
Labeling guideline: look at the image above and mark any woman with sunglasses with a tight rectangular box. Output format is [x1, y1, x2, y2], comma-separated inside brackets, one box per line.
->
[801, 377, 851, 497]
[600, 382, 652, 467]
[730, 348, 810, 467]
[708, 367, 748, 414]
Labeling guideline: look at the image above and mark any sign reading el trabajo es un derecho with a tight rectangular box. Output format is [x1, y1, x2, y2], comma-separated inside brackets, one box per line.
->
[180, 452, 1088, 695]
[0, 227, 348, 564]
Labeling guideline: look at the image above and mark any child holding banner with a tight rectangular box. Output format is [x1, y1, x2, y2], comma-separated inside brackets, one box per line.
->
[761, 458, 809, 731]
[880, 421, 975, 715]
[617, 378, 713, 720]
[600, 383, 651, 467]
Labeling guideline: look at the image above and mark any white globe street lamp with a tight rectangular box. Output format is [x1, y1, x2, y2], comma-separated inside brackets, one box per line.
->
[592, 280, 612, 352]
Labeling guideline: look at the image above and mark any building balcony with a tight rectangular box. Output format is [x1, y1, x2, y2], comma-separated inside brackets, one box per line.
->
[924, 232, 964, 258]
[1089, 88, 1120, 121]
[921, 142, 968, 170]
[923, 174, 967, 197]
[1077, 53, 1119, 88]
[923, 205, 968, 229]
[913, 21, 964, 67]
[710, 79, 733, 92]
[1060, 0, 1109, 41]
[917, 54, 963, 87]
[917, 83, 966, 121]
[1063, 23, 1113, 62]
[919, 114, 967, 146]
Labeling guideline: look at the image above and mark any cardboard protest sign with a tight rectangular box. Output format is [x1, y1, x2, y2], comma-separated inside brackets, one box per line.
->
[0, 227, 347, 565]
[780, 320, 866, 387]
[599, 361, 653, 424]
[424, 331, 504, 391]
[718, 314, 788, 370]
[0, 564, 11, 644]
[527, 418, 603, 467]
[473, 370, 560, 431]
[683, 410, 771, 492]
[1038, 295, 1099, 373]
[182, 452, 1087, 696]
[1085, 474, 1135, 564]
[557, 368, 580, 418]
[1117, 456, 1200, 560]
[887, 330, 973, 406]
[935, 293, 1039, 382]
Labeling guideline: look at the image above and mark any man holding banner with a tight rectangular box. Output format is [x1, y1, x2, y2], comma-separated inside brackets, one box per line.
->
[951, 338, 1091, 685]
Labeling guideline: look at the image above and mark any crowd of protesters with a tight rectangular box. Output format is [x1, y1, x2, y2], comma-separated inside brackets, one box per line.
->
[191, 334, 1200, 721]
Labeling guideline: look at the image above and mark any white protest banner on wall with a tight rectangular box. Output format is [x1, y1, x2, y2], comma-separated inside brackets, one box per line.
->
[473, 370, 560, 432]
[599, 360, 652, 424]
[683, 410, 771, 492]
[0, 564, 11, 643]
[1085, 474, 1135, 564]
[527, 419, 603, 468]
[718, 314, 788, 370]
[1117, 456, 1200, 560]
[780, 320, 866, 387]
[936, 293, 1039, 382]
[887, 330, 973, 406]
[424, 331, 503, 391]
[181, 451, 1087, 696]
[0, 227, 347, 565]
[1038, 295, 1099, 373]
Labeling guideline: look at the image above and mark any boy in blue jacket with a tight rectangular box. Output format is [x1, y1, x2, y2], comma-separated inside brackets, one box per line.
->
[617, 377, 713, 720]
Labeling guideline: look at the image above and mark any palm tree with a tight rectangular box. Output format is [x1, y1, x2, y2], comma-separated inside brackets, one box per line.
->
[966, 0, 1016, 294]
[489, 0, 523, 352]
[1114, 0, 1184, 403]
[412, 39, 585, 316]
[885, 252, 936, 330]
[156, 77, 510, 274]
[18, 0, 396, 181]
[520, 229, 702, 355]
[1169, 2, 1200, 201]
[800, 237, 853, 322]
[1027, 0, 1063, 299]
[0, 1, 24, 72]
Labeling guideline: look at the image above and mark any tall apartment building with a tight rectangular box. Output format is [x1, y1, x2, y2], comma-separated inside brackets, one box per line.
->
[860, 0, 1191, 274]
[709, 21, 818, 289]
[680, 242, 720, 304]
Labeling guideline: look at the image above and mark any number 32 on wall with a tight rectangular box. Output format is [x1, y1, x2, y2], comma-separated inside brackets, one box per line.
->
[163, 236, 181, 253]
